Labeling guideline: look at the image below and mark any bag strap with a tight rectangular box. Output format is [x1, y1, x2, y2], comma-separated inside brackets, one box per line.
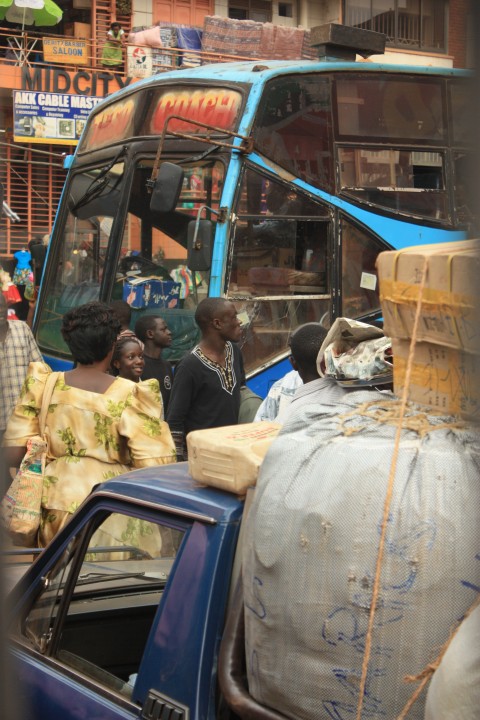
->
[38, 371, 59, 436]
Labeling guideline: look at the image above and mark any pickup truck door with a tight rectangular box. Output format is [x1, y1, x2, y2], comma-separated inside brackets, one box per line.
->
[8, 495, 226, 720]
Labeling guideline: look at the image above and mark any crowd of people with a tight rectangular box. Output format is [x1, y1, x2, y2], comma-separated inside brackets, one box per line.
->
[2, 277, 471, 718]
[1, 278, 393, 551]
[0, 292, 264, 547]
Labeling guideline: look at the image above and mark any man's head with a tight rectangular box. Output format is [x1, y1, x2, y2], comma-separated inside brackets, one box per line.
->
[135, 315, 172, 349]
[289, 323, 328, 384]
[108, 300, 131, 331]
[110, 22, 121, 32]
[195, 298, 242, 343]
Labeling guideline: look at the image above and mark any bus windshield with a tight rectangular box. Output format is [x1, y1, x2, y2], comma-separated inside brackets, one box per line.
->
[37, 156, 224, 361]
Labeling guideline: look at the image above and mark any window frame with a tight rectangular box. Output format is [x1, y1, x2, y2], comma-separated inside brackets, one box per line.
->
[228, 0, 272, 23]
[343, 0, 448, 54]
[339, 212, 390, 320]
[17, 502, 190, 699]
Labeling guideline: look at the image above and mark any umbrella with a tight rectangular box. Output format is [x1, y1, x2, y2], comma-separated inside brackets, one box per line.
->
[0, 0, 63, 28]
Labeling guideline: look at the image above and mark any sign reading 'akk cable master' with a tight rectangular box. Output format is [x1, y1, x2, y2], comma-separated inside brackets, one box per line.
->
[13, 90, 102, 145]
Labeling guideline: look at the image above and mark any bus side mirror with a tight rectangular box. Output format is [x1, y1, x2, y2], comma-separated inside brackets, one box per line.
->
[187, 219, 213, 271]
[149, 162, 184, 214]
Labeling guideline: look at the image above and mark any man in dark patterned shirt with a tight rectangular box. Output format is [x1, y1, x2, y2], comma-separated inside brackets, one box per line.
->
[166, 298, 245, 460]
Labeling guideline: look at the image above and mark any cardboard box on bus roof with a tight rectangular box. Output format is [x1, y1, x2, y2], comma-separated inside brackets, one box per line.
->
[377, 239, 480, 354]
[187, 422, 281, 495]
[392, 337, 480, 421]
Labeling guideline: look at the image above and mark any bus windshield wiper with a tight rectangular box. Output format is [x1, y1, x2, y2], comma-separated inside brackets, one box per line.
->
[72, 145, 125, 212]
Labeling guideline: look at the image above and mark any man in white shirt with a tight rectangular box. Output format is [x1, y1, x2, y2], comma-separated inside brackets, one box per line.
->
[279, 323, 348, 422]
[254, 368, 302, 422]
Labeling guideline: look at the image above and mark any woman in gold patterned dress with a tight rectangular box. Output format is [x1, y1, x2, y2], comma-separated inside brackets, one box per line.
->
[2, 301, 176, 546]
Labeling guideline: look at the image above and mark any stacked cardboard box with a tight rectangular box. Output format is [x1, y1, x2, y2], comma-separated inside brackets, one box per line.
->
[377, 239, 480, 419]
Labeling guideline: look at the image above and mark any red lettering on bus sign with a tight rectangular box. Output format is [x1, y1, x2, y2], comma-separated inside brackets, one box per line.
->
[86, 98, 135, 150]
[150, 89, 242, 134]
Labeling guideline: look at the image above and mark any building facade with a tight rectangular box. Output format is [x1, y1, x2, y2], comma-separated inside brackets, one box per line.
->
[0, 0, 472, 261]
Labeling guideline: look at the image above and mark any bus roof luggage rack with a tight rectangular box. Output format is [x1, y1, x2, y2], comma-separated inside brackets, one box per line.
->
[310, 22, 386, 62]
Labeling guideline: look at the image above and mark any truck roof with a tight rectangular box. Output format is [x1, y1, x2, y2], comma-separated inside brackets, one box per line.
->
[92, 462, 245, 525]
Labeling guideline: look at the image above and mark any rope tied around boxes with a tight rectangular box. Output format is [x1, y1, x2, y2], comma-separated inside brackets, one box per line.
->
[355, 259, 428, 720]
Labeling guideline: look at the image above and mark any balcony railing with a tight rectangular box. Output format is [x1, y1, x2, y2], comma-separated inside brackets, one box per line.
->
[0, 27, 265, 76]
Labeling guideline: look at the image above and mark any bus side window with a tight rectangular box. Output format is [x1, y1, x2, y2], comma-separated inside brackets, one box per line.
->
[341, 217, 384, 318]
[231, 169, 330, 295]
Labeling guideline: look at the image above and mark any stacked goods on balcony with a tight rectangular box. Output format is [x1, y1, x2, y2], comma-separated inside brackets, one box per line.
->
[128, 24, 203, 73]
[175, 26, 202, 67]
[127, 17, 315, 72]
[377, 239, 480, 419]
[201, 16, 263, 58]
[201, 16, 313, 61]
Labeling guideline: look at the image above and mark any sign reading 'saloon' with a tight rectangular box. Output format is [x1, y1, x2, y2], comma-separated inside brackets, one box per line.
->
[13, 90, 102, 145]
[43, 38, 89, 66]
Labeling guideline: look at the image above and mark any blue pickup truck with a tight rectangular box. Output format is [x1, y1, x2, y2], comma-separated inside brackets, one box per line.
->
[6, 463, 266, 720]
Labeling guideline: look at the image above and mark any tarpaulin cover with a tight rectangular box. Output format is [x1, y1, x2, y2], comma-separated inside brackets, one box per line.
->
[260, 23, 305, 60]
[202, 16, 262, 58]
[243, 390, 480, 720]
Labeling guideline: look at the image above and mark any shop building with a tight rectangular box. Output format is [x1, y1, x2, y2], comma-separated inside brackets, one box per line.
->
[0, 0, 472, 261]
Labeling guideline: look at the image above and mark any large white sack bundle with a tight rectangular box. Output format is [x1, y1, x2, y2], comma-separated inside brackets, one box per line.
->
[424, 603, 480, 720]
[243, 390, 480, 720]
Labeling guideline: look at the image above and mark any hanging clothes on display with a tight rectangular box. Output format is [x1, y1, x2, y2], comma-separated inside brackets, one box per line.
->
[12, 249, 32, 286]
[12, 249, 33, 321]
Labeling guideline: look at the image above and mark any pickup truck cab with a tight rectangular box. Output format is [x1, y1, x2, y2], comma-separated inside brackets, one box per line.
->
[7, 463, 256, 720]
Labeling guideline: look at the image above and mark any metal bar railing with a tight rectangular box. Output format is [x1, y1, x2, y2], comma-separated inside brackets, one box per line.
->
[0, 27, 267, 75]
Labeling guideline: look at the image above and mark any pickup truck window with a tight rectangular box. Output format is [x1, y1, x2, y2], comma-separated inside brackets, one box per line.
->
[22, 510, 185, 700]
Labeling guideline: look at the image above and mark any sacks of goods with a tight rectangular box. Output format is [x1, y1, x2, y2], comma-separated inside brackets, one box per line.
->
[243, 389, 480, 720]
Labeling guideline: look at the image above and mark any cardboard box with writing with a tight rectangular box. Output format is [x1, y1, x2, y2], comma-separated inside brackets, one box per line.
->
[392, 338, 480, 421]
[377, 239, 480, 354]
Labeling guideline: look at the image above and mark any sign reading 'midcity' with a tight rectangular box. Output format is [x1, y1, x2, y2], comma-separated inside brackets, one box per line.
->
[21, 66, 134, 96]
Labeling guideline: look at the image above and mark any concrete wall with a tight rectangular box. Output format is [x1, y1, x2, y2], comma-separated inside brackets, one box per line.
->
[305, 0, 339, 28]
[132, 0, 153, 29]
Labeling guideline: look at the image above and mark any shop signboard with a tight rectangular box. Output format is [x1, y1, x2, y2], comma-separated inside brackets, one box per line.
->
[13, 90, 102, 145]
[43, 38, 89, 66]
[127, 45, 153, 78]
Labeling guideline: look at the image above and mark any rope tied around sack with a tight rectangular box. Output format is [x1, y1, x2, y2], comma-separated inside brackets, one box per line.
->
[339, 399, 466, 438]
[355, 259, 428, 720]
[396, 592, 480, 719]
